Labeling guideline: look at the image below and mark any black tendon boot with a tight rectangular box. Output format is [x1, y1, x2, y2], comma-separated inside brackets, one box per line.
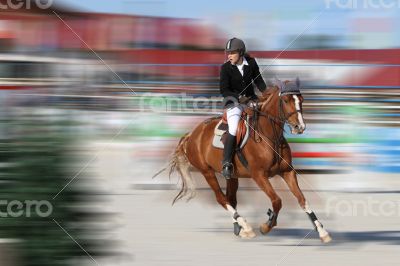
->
[222, 133, 237, 179]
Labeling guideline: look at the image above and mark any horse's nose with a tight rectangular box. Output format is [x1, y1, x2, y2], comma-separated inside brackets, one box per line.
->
[294, 124, 306, 133]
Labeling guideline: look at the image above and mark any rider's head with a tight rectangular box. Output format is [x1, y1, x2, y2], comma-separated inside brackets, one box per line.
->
[225, 37, 246, 65]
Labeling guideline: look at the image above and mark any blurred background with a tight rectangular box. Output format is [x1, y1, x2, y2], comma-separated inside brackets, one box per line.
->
[0, 0, 399, 265]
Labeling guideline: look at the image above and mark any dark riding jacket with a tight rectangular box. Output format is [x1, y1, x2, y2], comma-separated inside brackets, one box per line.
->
[219, 54, 267, 108]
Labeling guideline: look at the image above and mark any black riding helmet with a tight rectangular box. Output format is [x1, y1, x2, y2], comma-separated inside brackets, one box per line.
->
[225, 37, 246, 56]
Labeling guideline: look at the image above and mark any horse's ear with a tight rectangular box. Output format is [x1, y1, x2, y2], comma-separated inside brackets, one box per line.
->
[296, 76, 300, 88]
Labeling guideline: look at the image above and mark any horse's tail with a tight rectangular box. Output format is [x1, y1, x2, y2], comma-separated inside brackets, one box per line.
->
[152, 132, 196, 205]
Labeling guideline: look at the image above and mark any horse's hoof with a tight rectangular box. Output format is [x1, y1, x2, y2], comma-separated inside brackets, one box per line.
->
[320, 233, 332, 243]
[260, 223, 273, 235]
[246, 230, 256, 238]
[239, 229, 256, 239]
[233, 222, 242, 236]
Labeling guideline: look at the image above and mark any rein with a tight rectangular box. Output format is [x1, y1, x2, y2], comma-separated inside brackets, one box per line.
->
[255, 98, 301, 124]
[244, 94, 294, 170]
[249, 101, 285, 145]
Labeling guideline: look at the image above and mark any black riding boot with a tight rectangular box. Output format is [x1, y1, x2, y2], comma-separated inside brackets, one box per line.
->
[222, 133, 236, 180]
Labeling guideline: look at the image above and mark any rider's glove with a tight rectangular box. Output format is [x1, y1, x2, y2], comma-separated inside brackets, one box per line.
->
[248, 100, 257, 108]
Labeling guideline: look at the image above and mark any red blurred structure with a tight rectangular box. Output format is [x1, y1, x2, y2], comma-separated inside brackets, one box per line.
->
[0, 0, 399, 85]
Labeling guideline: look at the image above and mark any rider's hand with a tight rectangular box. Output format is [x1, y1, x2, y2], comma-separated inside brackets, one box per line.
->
[248, 100, 257, 108]
[239, 96, 250, 104]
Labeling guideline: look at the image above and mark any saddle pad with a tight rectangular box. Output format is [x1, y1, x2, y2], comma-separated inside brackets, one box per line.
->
[212, 116, 250, 149]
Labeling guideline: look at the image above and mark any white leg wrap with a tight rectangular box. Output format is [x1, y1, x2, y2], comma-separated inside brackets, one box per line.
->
[304, 202, 329, 238]
[226, 204, 255, 238]
[315, 221, 329, 238]
[236, 216, 251, 231]
[226, 204, 236, 216]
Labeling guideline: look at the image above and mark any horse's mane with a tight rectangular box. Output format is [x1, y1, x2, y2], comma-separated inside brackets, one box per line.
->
[259, 85, 279, 106]
[258, 79, 293, 105]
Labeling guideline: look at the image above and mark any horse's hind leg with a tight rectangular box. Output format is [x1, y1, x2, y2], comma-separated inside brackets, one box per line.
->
[282, 170, 332, 243]
[251, 170, 282, 235]
[201, 170, 255, 238]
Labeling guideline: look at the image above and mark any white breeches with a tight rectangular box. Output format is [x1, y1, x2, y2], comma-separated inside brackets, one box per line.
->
[226, 106, 243, 136]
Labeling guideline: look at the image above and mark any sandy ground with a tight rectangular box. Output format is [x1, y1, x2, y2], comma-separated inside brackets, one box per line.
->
[76, 140, 400, 266]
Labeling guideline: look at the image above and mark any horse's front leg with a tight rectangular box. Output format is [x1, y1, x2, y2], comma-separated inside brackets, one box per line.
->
[226, 178, 238, 209]
[252, 170, 282, 234]
[201, 170, 255, 238]
[282, 170, 332, 243]
[226, 178, 243, 235]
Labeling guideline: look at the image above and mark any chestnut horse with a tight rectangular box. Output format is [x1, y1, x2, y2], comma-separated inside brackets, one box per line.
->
[155, 80, 331, 243]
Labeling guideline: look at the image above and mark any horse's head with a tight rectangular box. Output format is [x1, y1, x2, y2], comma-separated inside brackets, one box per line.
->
[259, 77, 306, 134]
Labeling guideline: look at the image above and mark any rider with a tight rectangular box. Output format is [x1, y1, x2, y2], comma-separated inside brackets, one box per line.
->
[220, 37, 267, 179]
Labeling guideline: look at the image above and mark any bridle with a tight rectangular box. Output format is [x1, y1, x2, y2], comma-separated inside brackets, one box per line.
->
[250, 93, 303, 127]
[244, 92, 303, 169]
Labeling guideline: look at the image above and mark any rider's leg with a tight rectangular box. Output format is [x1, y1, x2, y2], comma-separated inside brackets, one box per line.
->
[222, 106, 241, 179]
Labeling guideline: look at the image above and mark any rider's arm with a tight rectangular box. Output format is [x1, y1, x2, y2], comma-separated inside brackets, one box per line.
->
[220, 65, 239, 100]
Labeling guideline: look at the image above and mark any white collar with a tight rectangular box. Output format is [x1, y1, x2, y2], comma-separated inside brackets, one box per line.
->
[236, 57, 248, 68]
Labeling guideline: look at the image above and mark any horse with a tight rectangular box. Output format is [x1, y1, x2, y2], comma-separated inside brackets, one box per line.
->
[154, 78, 332, 243]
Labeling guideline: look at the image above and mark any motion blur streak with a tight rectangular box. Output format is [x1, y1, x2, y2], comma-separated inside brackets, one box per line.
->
[0, 1, 399, 265]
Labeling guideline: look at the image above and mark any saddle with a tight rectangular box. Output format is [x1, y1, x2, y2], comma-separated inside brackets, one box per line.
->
[212, 110, 250, 150]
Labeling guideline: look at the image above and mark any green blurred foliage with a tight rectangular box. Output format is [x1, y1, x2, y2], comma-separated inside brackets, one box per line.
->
[0, 114, 112, 266]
